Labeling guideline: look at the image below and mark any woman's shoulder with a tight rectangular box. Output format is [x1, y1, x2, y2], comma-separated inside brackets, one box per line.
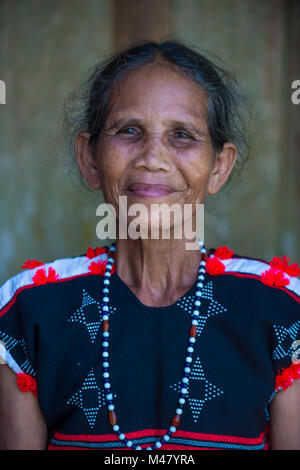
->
[206, 245, 300, 303]
[207, 246, 300, 382]
[0, 246, 111, 377]
[0, 246, 110, 315]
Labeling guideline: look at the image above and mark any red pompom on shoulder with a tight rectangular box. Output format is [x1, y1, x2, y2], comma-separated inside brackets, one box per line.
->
[86, 246, 107, 259]
[32, 268, 48, 285]
[32, 267, 59, 285]
[89, 259, 116, 276]
[269, 255, 300, 278]
[214, 246, 235, 259]
[275, 363, 300, 391]
[47, 267, 59, 282]
[205, 256, 225, 275]
[21, 259, 44, 269]
[261, 267, 290, 287]
[17, 373, 37, 396]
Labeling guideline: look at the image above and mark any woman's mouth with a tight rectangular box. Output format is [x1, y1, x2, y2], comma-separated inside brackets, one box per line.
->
[127, 183, 178, 198]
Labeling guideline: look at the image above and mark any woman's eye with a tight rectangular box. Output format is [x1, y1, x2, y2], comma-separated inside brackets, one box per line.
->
[118, 127, 138, 135]
[174, 130, 194, 140]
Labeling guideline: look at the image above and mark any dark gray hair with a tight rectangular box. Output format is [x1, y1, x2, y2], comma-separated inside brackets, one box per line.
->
[63, 39, 250, 190]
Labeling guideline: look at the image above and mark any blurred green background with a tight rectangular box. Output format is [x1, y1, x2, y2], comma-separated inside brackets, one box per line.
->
[0, 0, 299, 283]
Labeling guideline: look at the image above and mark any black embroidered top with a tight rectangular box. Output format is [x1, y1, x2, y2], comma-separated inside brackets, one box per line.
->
[0, 246, 299, 450]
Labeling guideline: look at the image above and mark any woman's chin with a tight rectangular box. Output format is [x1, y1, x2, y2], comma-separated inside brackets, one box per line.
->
[126, 218, 182, 241]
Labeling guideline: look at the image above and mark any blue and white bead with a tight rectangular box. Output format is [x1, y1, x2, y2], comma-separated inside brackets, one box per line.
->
[101, 242, 207, 450]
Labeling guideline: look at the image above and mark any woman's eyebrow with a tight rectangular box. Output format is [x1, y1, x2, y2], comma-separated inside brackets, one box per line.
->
[168, 120, 207, 137]
[104, 118, 206, 137]
[104, 118, 141, 132]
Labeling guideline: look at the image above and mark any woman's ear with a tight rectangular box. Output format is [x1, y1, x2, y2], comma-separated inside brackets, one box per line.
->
[74, 132, 101, 190]
[207, 142, 237, 195]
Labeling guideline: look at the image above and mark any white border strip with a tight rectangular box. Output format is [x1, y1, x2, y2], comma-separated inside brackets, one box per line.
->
[221, 256, 300, 297]
[0, 252, 299, 314]
[0, 341, 23, 374]
[0, 253, 108, 312]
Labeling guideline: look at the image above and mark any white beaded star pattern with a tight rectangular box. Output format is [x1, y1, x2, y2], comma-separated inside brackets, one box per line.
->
[272, 320, 300, 360]
[67, 368, 116, 428]
[170, 357, 223, 423]
[68, 289, 116, 343]
[176, 280, 227, 337]
[0, 330, 36, 376]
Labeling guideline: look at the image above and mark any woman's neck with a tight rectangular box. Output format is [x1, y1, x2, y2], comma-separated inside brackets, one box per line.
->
[114, 238, 203, 307]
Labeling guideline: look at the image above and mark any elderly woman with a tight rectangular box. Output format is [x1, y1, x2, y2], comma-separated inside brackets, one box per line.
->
[0, 40, 299, 451]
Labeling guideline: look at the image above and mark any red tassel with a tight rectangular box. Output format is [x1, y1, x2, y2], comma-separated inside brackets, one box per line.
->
[275, 363, 300, 391]
[47, 267, 59, 282]
[269, 255, 300, 278]
[32, 267, 59, 285]
[86, 246, 107, 259]
[17, 373, 37, 396]
[32, 268, 48, 285]
[205, 256, 225, 275]
[214, 246, 235, 259]
[22, 259, 44, 269]
[89, 260, 116, 276]
[261, 267, 290, 287]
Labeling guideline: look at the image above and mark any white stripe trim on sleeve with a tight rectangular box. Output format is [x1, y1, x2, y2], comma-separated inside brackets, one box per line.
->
[220, 256, 300, 298]
[0, 253, 108, 312]
[0, 341, 23, 374]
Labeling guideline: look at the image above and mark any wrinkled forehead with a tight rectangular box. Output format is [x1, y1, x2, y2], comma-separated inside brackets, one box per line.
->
[106, 62, 209, 127]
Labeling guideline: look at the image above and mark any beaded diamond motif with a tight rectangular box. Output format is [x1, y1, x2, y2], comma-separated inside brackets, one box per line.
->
[67, 368, 116, 428]
[272, 321, 300, 360]
[68, 289, 117, 343]
[170, 357, 224, 423]
[176, 281, 227, 336]
[0, 330, 36, 376]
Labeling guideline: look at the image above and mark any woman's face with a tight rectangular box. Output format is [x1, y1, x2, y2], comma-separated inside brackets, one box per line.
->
[76, 63, 236, 234]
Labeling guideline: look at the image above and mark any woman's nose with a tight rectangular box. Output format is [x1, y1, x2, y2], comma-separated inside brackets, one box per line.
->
[133, 133, 172, 172]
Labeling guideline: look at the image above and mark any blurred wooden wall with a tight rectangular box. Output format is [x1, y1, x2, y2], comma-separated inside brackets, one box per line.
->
[113, 0, 171, 49]
[0, 0, 299, 283]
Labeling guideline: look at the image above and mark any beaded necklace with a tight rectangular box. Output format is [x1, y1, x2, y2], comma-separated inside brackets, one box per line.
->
[101, 240, 207, 450]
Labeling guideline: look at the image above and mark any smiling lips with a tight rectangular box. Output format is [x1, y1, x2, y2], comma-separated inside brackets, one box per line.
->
[127, 183, 178, 198]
